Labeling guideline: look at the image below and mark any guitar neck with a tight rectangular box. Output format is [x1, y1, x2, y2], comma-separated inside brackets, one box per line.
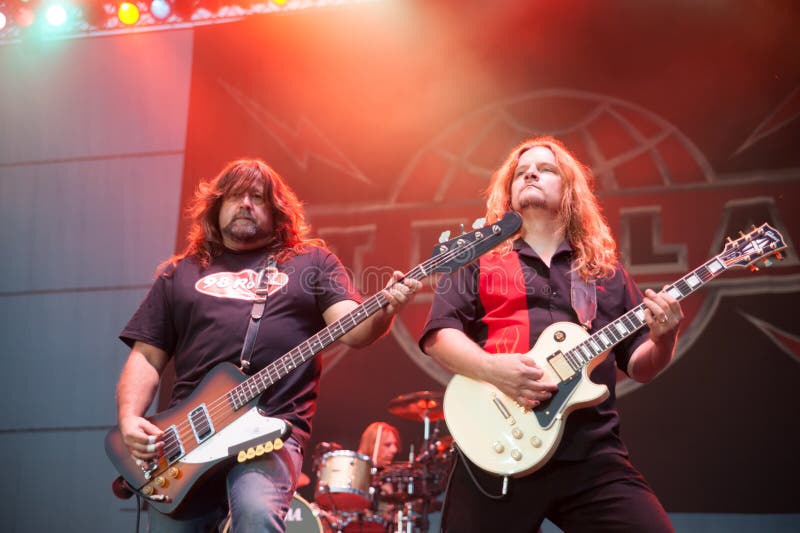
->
[558, 254, 731, 374]
[227, 251, 454, 408]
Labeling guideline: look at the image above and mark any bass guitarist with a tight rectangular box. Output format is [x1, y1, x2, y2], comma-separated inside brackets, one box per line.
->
[420, 137, 681, 532]
[116, 159, 420, 532]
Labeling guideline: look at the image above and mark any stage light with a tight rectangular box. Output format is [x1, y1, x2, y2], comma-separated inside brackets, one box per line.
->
[0, 12, 6, 31]
[118, 1, 140, 25]
[45, 3, 68, 26]
[150, 0, 170, 20]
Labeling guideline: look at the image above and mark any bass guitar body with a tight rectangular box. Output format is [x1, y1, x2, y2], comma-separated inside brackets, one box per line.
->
[105, 362, 290, 515]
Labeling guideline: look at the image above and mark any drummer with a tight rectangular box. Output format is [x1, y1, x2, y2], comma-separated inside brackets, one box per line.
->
[357, 421, 401, 468]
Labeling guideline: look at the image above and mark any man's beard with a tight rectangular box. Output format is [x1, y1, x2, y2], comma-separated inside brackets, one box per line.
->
[517, 197, 547, 210]
[222, 216, 270, 244]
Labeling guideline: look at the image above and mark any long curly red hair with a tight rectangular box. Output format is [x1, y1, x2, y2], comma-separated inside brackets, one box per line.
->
[485, 136, 617, 280]
[161, 159, 324, 272]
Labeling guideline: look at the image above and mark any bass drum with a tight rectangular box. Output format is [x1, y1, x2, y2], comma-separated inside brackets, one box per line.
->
[221, 493, 323, 533]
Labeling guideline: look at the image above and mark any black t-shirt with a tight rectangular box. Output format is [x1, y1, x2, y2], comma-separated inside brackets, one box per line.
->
[120, 246, 360, 447]
[420, 238, 649, 460]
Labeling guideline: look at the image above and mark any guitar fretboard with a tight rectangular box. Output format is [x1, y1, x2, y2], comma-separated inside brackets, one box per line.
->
[558, 255, 730, 372]
[227, 289, 393, 410]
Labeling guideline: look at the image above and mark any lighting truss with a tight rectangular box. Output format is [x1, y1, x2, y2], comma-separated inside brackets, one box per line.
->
[0, 0, 377, 44]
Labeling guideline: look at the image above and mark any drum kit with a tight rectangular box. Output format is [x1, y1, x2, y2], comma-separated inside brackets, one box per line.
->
[310, 391, 454, 533]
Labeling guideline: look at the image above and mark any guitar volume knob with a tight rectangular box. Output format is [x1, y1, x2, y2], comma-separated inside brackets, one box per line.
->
[511, 449, 522, 461]
[511, 428, 523, 439]
[530, 436, 542, 448]
[167, 467, 181, 479]
[492, 441, 505, 454]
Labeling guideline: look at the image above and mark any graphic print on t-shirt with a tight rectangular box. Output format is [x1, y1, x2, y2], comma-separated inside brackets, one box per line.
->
[195, 269, 289, 301]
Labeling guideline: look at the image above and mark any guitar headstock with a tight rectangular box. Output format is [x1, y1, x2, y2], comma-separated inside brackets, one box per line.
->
[720, 223, 787, 271]
[428, 211, 522, 274]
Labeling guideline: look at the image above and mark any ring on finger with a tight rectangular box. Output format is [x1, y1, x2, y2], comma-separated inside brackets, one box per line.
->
[658, 313, 669, 324]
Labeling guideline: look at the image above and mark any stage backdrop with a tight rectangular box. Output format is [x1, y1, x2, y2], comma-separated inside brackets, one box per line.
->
[0, 2, 798, 532]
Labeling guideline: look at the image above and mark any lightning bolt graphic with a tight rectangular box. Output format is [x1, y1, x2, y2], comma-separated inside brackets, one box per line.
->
[739, 311, 800, 364]
[218, 79, 372, 185]
[735, 86, 800, 155]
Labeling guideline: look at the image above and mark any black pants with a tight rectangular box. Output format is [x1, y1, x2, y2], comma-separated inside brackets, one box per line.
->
[441, 451, 673, 533]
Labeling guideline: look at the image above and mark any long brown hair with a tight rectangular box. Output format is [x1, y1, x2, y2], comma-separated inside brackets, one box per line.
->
[485, 136, 617, 280]
[161, 159, 324, 272]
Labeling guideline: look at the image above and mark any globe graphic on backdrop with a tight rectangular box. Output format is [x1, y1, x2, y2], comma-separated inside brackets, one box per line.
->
[386, 88, 716, 396]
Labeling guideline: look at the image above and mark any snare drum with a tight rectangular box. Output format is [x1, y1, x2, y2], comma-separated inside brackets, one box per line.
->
[315, 450, 374, 511]
[221, 493, 323, 532]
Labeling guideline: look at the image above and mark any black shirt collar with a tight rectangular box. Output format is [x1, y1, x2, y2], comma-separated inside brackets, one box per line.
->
[512, 237, 573, 262]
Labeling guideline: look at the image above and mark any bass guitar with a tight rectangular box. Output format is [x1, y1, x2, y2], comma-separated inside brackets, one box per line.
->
[443, 223, 786, 477]
[105, 211, 522, 514]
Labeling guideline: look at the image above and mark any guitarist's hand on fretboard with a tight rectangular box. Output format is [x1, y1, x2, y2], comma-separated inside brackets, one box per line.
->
[382, 270, 423, 316]
[641, 287, 684, 345]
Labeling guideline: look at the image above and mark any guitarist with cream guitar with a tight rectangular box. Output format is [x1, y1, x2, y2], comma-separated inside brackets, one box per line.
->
[108, 158, 523, 531]
[420, 137, 786, 533]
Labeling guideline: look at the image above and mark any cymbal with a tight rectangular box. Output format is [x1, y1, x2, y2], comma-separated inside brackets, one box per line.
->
[297, 472, 310, 488]
[388, 391, 444, 421]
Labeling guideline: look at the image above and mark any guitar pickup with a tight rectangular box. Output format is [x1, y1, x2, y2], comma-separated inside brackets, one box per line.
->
[547, 351, 575, 380]
[189, 404, 214, 444]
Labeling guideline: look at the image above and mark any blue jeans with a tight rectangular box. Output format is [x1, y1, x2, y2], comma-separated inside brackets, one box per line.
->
[148, 437, 304, 533]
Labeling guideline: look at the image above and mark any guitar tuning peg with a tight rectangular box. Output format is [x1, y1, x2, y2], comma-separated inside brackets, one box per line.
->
[749, 264, 759, 272]
[472, 218, 486, 229]
[460, 223, 466, 235]
[763, 258, 773, 267]
[438, 230, 451, 243]
[775, 251, 783, 260]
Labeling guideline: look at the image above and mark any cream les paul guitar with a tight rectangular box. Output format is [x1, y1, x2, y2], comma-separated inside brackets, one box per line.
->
[443, 223, 787, 477]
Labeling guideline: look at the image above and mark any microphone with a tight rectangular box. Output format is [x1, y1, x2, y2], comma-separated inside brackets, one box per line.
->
[111, 476, 134, 500]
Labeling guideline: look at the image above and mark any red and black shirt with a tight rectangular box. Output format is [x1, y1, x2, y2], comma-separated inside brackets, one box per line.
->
[420, 238, 649, 461]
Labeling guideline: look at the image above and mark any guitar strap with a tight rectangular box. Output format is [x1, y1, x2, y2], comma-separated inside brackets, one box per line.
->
[239, 254, 278, 374]
[570, 263, 596, 330]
